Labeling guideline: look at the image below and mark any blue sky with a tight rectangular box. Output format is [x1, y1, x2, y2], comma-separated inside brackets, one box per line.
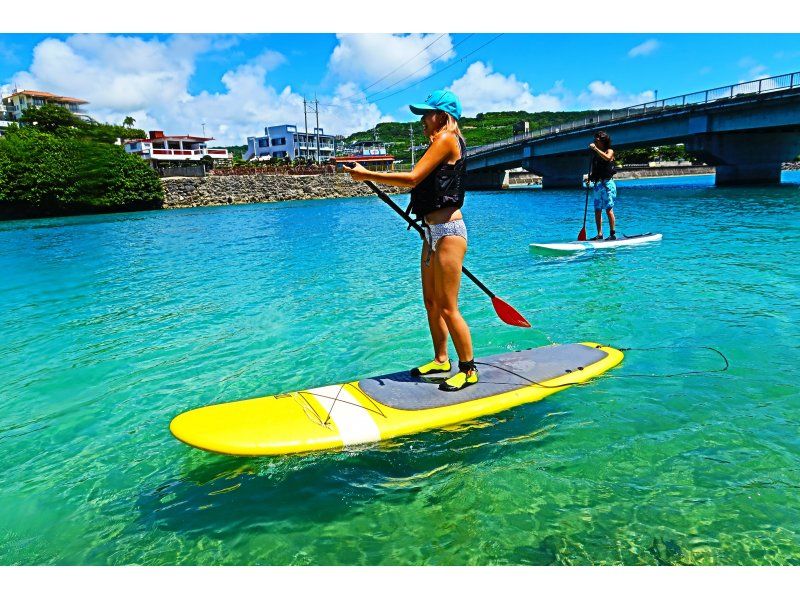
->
[2, 33, 799, 145]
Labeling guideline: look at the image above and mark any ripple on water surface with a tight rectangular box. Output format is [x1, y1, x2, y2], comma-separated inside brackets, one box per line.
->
[1, 175, 799, 564]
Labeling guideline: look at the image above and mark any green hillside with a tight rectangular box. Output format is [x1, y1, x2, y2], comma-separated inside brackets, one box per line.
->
[345, 110, 609, 164]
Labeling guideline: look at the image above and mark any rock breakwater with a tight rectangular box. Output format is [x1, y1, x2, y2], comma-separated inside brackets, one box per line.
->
[161, 173, 406, 209]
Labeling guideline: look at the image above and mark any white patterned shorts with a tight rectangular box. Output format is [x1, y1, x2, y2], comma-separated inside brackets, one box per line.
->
[422, 219, 468, 266]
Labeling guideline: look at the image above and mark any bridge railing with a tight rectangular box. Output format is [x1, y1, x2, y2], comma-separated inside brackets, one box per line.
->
[466, 70, 800, 158]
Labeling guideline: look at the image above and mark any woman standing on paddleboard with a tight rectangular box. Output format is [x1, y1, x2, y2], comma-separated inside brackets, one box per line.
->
[588, 131, 617, 240]
[344, 90, 477, 392]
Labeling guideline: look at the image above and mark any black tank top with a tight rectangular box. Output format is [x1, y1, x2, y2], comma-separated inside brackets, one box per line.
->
[590, 152, 616, 182]
[409, 137, 467, 221]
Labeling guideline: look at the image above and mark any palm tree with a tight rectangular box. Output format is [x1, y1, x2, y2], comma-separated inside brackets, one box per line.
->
[123, 116, 136, 128]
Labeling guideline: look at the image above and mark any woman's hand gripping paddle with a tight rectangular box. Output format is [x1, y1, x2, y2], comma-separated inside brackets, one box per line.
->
[348, 166, 531, 328]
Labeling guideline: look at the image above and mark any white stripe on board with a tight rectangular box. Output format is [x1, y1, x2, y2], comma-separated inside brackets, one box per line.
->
[309, 385, 381, 446]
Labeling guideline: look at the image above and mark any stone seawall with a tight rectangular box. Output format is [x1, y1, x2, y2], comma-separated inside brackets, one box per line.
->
[161, 173, 407, 209]
[616, 166, 715, 179]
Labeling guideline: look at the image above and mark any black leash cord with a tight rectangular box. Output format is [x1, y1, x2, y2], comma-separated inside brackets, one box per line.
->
[475, 345, 729, 390]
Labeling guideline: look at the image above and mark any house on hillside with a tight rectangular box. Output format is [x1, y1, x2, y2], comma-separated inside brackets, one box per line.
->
[0, 98, 13, 137]
[2, 89, 95, 123]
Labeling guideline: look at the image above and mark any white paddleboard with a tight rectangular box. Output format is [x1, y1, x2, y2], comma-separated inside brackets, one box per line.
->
[530, 233, 663, 254]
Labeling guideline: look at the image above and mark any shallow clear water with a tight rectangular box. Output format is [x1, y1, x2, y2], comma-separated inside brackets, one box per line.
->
[1, 172, 799, 565]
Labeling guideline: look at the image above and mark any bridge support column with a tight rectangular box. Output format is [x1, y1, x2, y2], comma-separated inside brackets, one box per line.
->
[464, 170, 510, 190]
[688, 132, 800, 186]
[525, 156, 588, 189]
[715, 163, 782, 185]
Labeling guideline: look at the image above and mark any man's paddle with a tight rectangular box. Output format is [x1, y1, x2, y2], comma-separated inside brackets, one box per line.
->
[578, 152, 593, 241]
[348, 168, 530, 328]
[577, 183, 590, 241]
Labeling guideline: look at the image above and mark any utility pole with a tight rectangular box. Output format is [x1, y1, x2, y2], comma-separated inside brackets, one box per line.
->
[303, 97, 309, 161]
[409, 123, 416, 168]
[201, 122, 206, 137]
[314, 95, 321, 164]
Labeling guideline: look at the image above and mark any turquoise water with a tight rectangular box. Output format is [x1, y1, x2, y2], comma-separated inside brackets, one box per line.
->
[1, 172, 799, 565]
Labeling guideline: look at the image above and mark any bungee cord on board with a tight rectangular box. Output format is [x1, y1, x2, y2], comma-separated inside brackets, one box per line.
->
[474, 345, 730, 391]
[301, 345, 730, 427]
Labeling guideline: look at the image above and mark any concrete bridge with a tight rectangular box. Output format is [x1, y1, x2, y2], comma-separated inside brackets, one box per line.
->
[465, 71, 800, 188]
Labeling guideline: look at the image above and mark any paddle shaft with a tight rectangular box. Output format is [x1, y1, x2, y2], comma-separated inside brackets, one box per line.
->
[361, 180, 496, 298]
[579, 151, 593, 240]
[581, 185, 590, 227]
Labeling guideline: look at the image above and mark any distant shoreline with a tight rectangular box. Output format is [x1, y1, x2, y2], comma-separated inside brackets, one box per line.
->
[508, 163, 800, 187]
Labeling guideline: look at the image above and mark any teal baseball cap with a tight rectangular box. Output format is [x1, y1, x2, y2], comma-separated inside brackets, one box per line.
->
[409, 89, 462, 120]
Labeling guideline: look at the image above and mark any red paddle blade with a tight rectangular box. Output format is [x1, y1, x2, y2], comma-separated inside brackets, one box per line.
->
[577, 227, 587, 241]
[491, 296, 531, 328]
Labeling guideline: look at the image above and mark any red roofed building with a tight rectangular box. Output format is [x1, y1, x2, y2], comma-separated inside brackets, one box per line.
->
[2, 89, 94, 123]
[123, 130, 230, 172]
[333, 140, 395, 172]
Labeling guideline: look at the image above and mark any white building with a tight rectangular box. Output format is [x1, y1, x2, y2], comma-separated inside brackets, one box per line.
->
[0, 99, 13, 136]
[244, 124, 337, 162]
[123, 130, 230, 164]
[2, 89, 94, 123]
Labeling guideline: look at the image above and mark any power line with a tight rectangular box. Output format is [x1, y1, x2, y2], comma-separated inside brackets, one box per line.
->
[336, 33, 447, 104]
[318, 33, 477, 109]
[365, 33, 504, 105]
[360, 34, 474, 103]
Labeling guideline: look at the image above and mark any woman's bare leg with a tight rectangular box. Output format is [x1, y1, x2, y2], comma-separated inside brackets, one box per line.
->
[421, 241, 449, 362]
[432, 235, 473, 364]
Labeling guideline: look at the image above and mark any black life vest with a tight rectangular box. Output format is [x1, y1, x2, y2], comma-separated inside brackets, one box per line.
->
[590, 152, 616, 182]
[409, 137, 467, 221]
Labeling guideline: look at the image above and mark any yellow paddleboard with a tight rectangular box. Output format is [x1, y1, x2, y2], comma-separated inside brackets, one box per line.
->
[170, 342, 622, 456]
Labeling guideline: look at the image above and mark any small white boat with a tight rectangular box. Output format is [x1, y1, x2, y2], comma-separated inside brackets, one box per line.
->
[530, 233, 663, 254]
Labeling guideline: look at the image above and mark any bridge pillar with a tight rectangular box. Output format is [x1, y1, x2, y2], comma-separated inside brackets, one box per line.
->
[688, 132, 800, 185]
[464, 170, 510, 190]
[524, 156, 588, 189]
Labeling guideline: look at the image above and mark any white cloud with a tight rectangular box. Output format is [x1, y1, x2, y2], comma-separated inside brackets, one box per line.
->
[446, 61, 563, 116]
[587, 80, 618, 98]
[738, 56, 769, 80]
[5, 34, 387, 145]
[578, 80, 654, 109]
[328, 34, 454, 90]
[628, 38, 660, 58]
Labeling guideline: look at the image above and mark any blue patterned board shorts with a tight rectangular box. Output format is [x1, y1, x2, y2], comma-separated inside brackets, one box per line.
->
[593, 179, 617, 211]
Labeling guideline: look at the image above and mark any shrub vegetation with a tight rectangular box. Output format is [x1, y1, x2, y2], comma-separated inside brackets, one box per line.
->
[0, 105, 163, 219]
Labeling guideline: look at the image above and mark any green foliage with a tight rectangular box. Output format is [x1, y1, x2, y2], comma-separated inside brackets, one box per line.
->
[81, 123, 147, 144]
[0, 127, 163, 218]
[616, 144, 694, 165]
[19, 104, 84, 133]
[223, 145, 247, 159]
[19, 105, 146, 144]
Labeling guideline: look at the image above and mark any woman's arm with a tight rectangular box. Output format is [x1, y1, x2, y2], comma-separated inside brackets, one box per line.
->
[589, 143, 615, 161]
[344, 133, 460, 187]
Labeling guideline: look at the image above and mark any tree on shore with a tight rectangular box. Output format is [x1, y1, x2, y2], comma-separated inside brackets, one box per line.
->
[0, 126, 163, 218]
[123, 116, 136, 128]
[19, 104, 84, 134]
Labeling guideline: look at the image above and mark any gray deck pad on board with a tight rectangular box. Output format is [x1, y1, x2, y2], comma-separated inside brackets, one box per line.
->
[358, 343, 608, 411]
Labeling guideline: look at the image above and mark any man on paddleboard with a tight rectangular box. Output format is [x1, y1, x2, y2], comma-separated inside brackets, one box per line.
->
[587, 131, 617, 240]
[344, 90, 478, 392]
